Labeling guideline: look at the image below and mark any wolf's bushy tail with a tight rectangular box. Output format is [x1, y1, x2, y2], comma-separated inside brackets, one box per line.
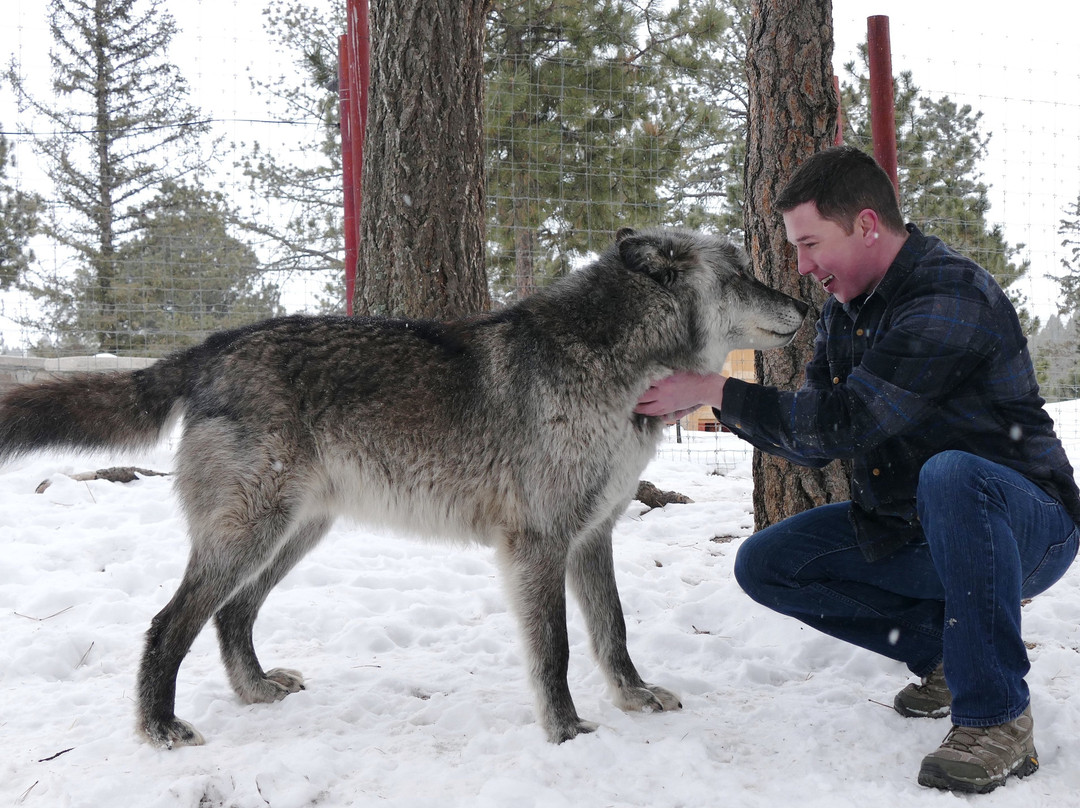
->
[0, 359, 188, 463]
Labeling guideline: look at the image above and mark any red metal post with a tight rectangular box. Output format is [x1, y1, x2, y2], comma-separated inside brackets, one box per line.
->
[339, 35, 357, 316]
[867, 15, 899, 198]
[342, 0, 370, 315]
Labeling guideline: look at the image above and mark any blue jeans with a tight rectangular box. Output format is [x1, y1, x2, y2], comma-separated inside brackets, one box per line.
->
[734, 450, 1079, 727]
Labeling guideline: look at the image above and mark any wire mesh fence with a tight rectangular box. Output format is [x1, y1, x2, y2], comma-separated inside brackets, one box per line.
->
[654, 426, 754, 476]
[0, 1, 1078, 417]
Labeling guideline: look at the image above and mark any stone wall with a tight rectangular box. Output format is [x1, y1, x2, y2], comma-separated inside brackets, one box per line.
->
[0, 355, 158, 396]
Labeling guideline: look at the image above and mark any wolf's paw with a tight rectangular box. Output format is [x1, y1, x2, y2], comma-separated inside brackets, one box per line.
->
[139, 716, 206, 749]
[548, 717, 600, 744]
[616, 683, 682, 714]
[266, 667, 306, 693]
[244, 668, 306, 703]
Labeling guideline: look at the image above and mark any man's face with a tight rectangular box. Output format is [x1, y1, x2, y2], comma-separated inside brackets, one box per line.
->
[782, 201, 880, 304]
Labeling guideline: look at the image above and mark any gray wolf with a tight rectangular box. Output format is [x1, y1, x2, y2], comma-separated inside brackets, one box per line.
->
[0, 227, 807, 748]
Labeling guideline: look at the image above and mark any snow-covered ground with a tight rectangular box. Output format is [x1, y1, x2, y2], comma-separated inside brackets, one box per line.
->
[3, 412, 1080, 808]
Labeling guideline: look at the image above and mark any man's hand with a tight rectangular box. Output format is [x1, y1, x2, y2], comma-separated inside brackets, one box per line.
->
[634, 371, 728, 422]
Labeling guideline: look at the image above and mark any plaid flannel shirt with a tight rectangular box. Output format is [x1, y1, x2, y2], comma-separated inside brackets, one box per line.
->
[719, 224, 1080, 561]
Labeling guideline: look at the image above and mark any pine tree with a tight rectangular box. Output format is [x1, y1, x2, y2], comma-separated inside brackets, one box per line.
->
[0, 130, 40, 289]
[236, 0, 345, 283]
[55, 180, 282, 355]
[354, 0, 490, 319]
[660, 0, 750, 239]
[486, 0, 732, 299]
[1031, 312, 1080, 402]
[744, 0, 850, 531]
[243, 0, 739, 307]
[7, 0, 213, 350]
[1041, 194, 1080, 401]
[1052, 194, 1080, 313]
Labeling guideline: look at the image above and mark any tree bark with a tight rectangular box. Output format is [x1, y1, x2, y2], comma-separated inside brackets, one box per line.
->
[355, 0, 491, 319]
[744, 1, 850, 531]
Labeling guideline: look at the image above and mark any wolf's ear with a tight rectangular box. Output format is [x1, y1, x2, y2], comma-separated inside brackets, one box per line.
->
[618, 231, 680, 287]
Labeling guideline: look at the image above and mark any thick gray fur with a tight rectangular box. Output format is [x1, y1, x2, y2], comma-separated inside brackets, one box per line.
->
[0, 227, 807, 747]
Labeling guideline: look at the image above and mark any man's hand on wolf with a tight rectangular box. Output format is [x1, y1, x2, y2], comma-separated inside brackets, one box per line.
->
[635, 371, 728, 423]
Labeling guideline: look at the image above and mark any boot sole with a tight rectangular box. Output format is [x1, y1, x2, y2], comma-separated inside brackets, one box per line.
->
[894, 699, 951, 719]
[918, 750, 1039, 794]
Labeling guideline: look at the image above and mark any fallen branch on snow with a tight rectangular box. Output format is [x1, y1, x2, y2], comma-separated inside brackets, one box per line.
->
[635, 479, 693, 511]
[35, 467, 169, 494]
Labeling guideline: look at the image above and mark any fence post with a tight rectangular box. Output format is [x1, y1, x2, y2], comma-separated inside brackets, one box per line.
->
[339, 35, 358, 315]
[867, 15, 899, 198]
[342, 0, 370, 315]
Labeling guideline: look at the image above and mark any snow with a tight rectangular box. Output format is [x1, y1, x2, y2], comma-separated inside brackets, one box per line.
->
[4, 413, 1080, 808]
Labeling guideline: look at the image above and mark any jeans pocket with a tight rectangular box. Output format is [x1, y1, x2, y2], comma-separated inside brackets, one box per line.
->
[1021, 526, 1080, 598]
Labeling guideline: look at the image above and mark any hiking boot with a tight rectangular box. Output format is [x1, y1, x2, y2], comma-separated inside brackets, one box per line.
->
[917, 706, 1039, 794]
[894, 663, 952, 718]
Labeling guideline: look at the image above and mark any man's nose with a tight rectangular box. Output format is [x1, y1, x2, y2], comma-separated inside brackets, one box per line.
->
[795, 249, 815, 276]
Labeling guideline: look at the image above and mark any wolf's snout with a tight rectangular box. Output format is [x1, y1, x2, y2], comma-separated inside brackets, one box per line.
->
[759, 296, 808, 347]
[783, 296, 809, 332]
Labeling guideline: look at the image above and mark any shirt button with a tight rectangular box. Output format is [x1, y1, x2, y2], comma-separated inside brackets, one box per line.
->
[833, 376, 840, 384]
[872, 468, 881, 476]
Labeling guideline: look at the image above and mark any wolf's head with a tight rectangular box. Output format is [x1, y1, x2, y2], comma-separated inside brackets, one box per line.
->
[615, 227, 808, 372]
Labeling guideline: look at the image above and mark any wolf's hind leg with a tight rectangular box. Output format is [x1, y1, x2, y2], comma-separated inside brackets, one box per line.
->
[137, 439, 317, 748]
[214, 517, 332, 704]
[137, 543, 272, 749]
[566, 518, 682, 715]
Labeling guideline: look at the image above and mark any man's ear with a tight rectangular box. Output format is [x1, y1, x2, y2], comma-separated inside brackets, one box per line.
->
[855, 209, 880, 244]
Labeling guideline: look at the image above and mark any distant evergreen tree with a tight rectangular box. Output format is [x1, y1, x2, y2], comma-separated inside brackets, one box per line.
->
[237, 0, 345, 283]
[1038, 194, 1080, 401]
[665, 0, 750, 239]
[1031, 313, 1080, 402]
[53, 181, 282, 355]
[7, 0, 213, 350]
[0, 130, 40, 289]
[1052, 194, 1080, 314]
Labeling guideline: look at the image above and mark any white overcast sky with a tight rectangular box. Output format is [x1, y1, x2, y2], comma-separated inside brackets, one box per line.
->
[1, 0, 1079, 344]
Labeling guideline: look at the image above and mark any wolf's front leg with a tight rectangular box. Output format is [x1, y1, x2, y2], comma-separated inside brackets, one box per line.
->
[500, 533, 597, 743]
[566, 517, 682, 715]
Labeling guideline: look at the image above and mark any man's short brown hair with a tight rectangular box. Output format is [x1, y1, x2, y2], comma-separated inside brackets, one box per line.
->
[775, 146, 906, 235]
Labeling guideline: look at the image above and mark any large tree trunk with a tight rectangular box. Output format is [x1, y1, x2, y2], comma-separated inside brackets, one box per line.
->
[355, 0, 491, 319]
[744, 1, 850, 531]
